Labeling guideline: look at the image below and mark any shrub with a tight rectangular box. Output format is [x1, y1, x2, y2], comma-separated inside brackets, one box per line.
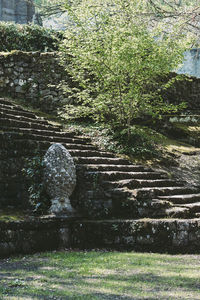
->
[22, 154, 50, 214]
[0, 22, 63, 52]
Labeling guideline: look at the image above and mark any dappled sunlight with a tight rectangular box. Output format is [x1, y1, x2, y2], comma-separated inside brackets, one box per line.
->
[0, 252, 200, 299]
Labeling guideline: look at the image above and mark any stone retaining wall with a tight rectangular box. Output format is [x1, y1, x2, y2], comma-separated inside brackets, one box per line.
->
[0, 51, 70, 113]
[164, 73, 200, 111]
[0, 218, 200, 257]
[1, 52, 200, 113]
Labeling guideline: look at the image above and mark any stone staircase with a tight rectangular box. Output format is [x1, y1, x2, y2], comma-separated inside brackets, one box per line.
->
[1, 97, 200, 253]
[1, 97, 200, 220]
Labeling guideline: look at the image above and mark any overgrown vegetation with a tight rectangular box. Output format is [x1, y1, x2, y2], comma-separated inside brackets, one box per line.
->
[0, 251, 200, 299]
[60, 0, 190, 136]
[0, 22, 63, 52]
[22, 154, 50, 214]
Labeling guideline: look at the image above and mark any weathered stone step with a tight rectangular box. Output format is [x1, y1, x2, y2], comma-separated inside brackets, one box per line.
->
[0, 132, 94, 147]
[165, 207, 190, 218]
[102, 178, 182, 189]
[0, 102, 24, 112]
[1, 135, 94, 148]
[78, 164, 152, 172]
[0, 98, 20, 107]
[86, 171, 168, 181]
[0, 117, 62, 131]
[110, 186, 199, 199]
[1, 106, 38, 119]
[0, 127, 89, 141]
[176, 202, 200, 213]
[69, 150, 115, 158]
[1, 144, 114, 160]
[0, 111, 50, 125]
[74, 157, 131, 165]
[69, 218, 200, 251]
[158, 193, 200, 204]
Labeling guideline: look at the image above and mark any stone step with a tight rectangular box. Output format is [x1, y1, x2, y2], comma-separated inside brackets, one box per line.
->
[0, 102, 24, 112]
[86, 171, 168, 181]
[0, 111, 50, 125]
[79, 164, 153, 172]
[110, 187, 199, 199]
[0, 132, 94, 147]
[0, 144, 114, 160]
[102, 178, 183, 189]
[68, 150, 115, 158]
[176, 202, 200, 213]
[0, 127, 90, 141]
[165, 207, 190, 218]
[0, 117, 62, 131]
[158, 193, 200, 204]
[68, 218, 200, 251]
[1, 135, 93, 147]
[0, 98, 14, 105]
[1, 106, 38, 119]
[195, 213, 200, 218]
[74, 157, 131, 165]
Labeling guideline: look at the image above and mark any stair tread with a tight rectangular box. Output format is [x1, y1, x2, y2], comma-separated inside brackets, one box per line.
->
[159, 193, 200, 199]
[78, 164, 151, 170]
[0, 112, 49, 124]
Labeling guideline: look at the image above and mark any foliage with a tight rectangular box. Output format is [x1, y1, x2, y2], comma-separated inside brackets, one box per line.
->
[106, 125, 162, 157]
[22, 154, 50, 214]
[0, 22, 63, 52]
[145, 0, 200, 46]
[60, 0, 191, 132]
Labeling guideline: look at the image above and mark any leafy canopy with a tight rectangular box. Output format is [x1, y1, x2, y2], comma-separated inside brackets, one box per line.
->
[59, 0, 192, 129]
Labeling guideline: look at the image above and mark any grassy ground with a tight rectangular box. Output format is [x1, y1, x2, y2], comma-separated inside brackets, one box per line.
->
[0, 251, 200, 299]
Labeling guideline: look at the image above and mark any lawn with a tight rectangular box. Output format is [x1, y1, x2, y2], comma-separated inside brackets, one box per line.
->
[0, 251, 200, 299]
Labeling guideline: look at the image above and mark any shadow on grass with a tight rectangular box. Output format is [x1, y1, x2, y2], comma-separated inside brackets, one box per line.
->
[0, 252, 199, 299]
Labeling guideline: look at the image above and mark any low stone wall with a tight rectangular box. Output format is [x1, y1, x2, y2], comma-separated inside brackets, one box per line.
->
[163, 73, 200, 111]
[0, 51, 70, 113]
[0, 217, 200, 257]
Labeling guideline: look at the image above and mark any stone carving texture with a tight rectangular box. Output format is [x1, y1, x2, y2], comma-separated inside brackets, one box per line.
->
[43, 143, 76, 215]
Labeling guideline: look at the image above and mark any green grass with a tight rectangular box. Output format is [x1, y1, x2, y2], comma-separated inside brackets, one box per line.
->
[0, 251, 200, 299]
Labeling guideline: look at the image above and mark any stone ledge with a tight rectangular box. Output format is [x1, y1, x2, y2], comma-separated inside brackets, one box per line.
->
[0, 217, 200, 257]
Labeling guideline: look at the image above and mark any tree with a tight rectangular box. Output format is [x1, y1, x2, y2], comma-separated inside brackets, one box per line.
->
[59, 0, 190, 131]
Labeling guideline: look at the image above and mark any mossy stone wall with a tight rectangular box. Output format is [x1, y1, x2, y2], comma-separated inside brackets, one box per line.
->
[0, 51, 70, 113]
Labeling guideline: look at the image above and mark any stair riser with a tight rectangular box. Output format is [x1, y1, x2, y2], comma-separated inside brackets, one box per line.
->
[0, 118, 61, 131]
[0, 103, 24, 111]
[1, 107, 38, 119]
[0, 113, 49, 125]
[75, 157, 131, 165]
[1, 126, 77, 138]
[1, 135, 96, 150]
[87, 173, 167, 181]
[159, 196, 200, 204]
[79, 165, 152, 172]
[102, 180, 183, 189]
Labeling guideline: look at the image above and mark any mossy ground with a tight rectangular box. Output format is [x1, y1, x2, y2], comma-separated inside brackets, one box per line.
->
[0, 209, 34, 222]
[0, 251, 200, 299]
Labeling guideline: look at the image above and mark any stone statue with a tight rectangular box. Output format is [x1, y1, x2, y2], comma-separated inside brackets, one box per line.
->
[43, 143, 76, 215]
